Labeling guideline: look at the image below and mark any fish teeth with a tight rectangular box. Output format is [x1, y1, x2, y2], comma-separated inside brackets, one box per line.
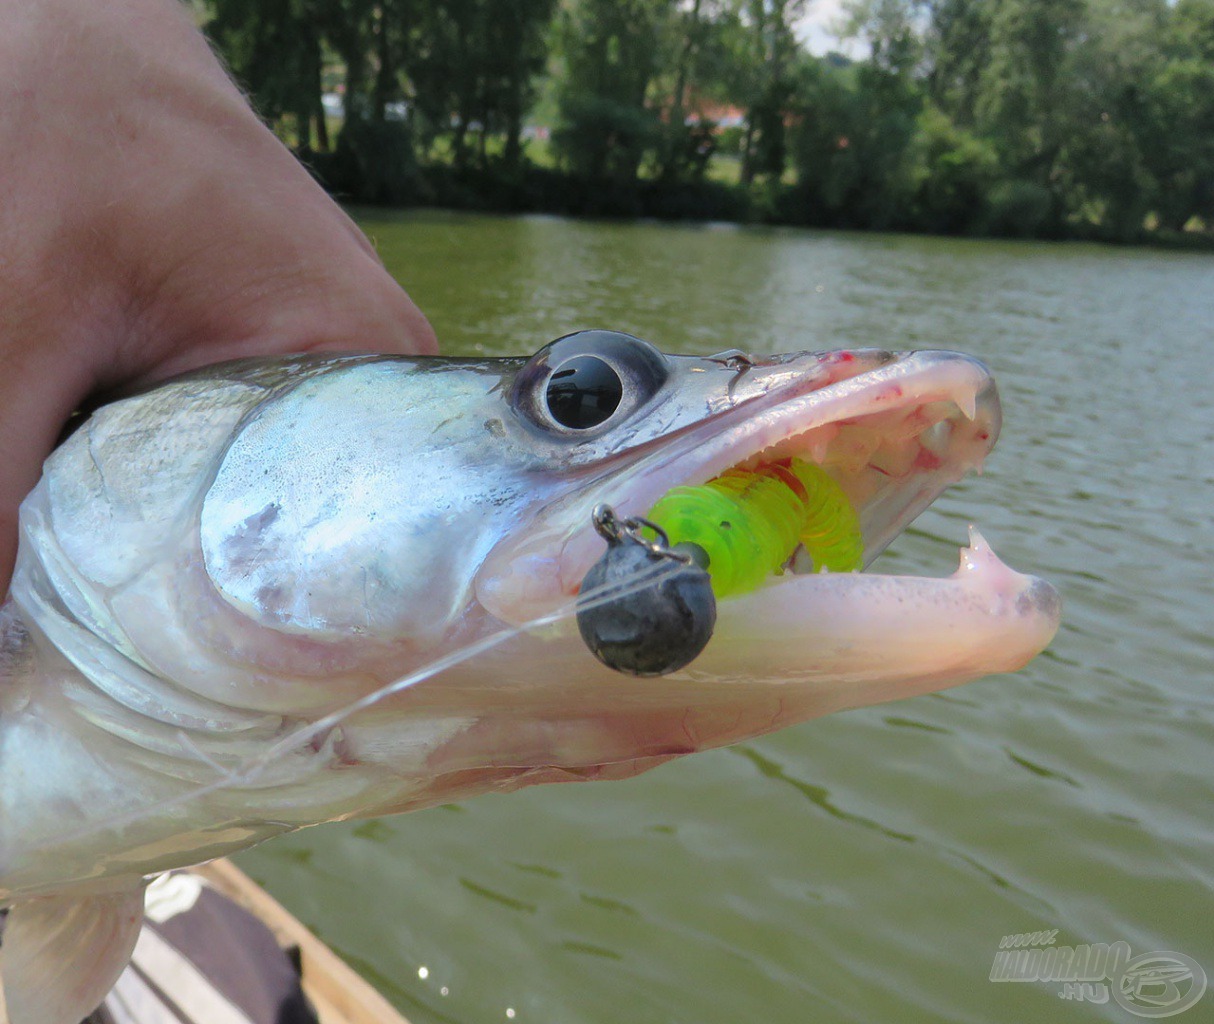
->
[920, 419, 953, 456]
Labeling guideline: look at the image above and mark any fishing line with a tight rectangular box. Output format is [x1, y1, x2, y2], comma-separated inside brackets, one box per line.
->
[34, 459, 868, 854]
[40, 550, 690, 852]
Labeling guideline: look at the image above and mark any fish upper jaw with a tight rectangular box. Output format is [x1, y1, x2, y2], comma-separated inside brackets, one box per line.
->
[475, 349, 1003, 625]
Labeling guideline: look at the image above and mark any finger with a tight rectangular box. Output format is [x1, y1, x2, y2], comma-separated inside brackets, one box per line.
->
[95, 116, 440, 388]
[0, 343, 92, 594]
[19, 0, 439, 393]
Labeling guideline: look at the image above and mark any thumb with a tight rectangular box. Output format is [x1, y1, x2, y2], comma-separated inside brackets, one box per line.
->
[0, 342, 94, 595]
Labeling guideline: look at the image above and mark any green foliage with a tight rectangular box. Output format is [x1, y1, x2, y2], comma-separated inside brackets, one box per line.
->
[843, 0, 925, 75]
[791, 60, 923, 229]
[552, 0, 674, 181]
[983, 179, 1054, 237]
[410, 0, 556, 172]
[197, 0, 1214, 241]
[553, 92, 662, 179]
[207, 0, 327, 144]
[1138, 0, 1214, 229]
[733, 0, 808, 183]
[925, 0, 993, 125]
[911, 104, 999, 234]
[972, 0, 1084, 175]
[323, 116, 423, 203]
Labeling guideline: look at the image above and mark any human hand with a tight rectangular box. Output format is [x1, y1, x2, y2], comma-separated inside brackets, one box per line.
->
[0, 0, 436, 592]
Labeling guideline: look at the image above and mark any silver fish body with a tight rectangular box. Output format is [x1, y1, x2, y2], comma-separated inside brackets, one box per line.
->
[0, 333, 1060, 1023]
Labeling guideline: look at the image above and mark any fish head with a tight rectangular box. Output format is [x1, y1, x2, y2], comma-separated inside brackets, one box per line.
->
[391, 331, 1062, 799]
[193, 332, 1059, 805]
[0, 333, 1060, 1013]
[17, 332, 1059, 820]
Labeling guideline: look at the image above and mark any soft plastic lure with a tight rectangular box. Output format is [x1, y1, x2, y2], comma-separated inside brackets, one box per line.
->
[647, 458, 864, 596]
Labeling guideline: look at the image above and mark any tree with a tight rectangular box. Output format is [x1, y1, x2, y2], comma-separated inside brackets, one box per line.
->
[971, 0, 1084, 198]
[911, 102, 999, 232]
[734, 0, 807, 183]
[552, 0, 676, 181]
[654, 0, 710, 181]
[313, 0, 377, 123]
[843, 0, 925, 76]
[206, 0, 418, 142]
[790, 0, 928, 227]
[792, 56, 924, 228]
[206, 0, 328, 148]
[1138, 0, 1214, 229]
[494, 0, 561, 171]
[924, 0, 992, 126]
[411, 0, 556, 172]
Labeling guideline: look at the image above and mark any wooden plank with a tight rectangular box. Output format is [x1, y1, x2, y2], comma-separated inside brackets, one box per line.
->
[192, 859, 411, 1024]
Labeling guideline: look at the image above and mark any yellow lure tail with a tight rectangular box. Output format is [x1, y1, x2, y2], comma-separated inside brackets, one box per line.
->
[646, 458, 863, 597]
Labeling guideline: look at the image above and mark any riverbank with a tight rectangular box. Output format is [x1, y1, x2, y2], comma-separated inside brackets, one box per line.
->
[304, 143, 1214, 252]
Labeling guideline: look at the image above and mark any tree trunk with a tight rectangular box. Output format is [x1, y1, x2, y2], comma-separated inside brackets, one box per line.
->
[452, 118, 469, 169]
[741, 118, 756, 185]
[343, 43, 368, 122]
[305, 24, 328, 151]
[314, 103, 330, 151]
[503, 100, 522, 172]
[503, 53, 524, 173]
[477, 98, 489, 168]
[660, 0, 701, 182]
[372, 3, 394, 123]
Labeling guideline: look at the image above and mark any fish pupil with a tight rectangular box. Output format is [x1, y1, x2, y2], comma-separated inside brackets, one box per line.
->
[546, 356, 624, 429]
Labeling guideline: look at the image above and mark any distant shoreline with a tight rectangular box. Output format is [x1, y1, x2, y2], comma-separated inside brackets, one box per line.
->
[313, 157, 1214, 253]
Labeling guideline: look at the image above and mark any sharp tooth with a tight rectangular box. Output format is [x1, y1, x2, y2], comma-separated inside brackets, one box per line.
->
[789, 546, 816, 574]
[920, 419, 952, 456]
[958, 526, 983, 572]
[955, 389, 977, 421]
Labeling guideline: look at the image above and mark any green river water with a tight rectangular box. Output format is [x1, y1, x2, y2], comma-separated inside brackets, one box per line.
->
[238, 211, 1214, 1024]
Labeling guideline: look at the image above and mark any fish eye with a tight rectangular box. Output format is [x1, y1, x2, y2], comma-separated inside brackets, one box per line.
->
[546, 356, 624, 429]
[513, 330, 670, 437]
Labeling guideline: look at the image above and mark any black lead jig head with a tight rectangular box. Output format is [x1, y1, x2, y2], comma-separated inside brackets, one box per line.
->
[576, 504, 716, 676]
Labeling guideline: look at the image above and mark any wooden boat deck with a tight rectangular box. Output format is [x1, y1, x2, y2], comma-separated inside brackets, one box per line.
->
[192, 860, 412, 1024]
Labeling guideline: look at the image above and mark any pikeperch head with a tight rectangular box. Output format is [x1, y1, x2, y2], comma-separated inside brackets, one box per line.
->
[2, 331, 1059, 891]
[0, 331, 1060, 1024]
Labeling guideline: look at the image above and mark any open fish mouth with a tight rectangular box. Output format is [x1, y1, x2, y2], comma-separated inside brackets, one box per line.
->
[558, 348, 1001, 591]
[480, 347, 1004, 603]
[476, 342, 1059, 700]
[425, 342, 1062, 794]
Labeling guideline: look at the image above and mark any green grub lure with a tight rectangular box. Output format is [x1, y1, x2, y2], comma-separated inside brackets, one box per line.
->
[646, 458, 863, 597]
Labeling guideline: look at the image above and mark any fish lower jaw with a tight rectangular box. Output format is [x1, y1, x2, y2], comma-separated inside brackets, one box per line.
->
[404, 529, 1060, 806]
[702, 525, 1061, 701]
